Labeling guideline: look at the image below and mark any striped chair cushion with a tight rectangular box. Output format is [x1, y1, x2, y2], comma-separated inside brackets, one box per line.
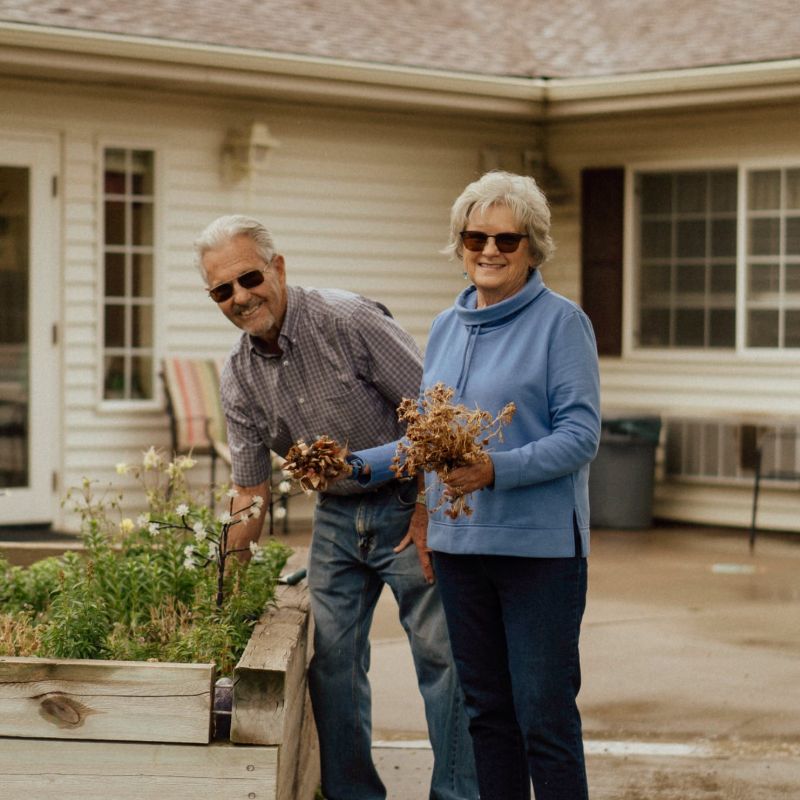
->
[162, 357, 227, 453]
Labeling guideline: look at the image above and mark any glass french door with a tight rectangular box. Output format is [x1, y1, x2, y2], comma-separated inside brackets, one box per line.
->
[0, 137, 59, 524]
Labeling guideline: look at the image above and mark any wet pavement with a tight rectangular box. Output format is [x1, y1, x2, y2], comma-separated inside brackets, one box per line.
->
[3, 522, 799, 798]
[367, 524, 800, 799]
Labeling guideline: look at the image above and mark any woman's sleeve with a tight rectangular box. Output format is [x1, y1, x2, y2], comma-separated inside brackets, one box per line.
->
[350, 441, 402, 485]
[491, 310, 601, 490]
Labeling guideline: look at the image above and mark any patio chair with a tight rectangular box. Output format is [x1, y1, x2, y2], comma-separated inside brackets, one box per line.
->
[161, 357, 227, 503]
[740, 424, 800, 551]
[161, 357, 296, 534]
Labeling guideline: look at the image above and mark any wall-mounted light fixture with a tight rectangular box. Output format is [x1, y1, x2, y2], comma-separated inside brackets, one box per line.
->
[221, 122, 281, 184]
[523, 148, 571, 207]
[479, 138, 571, 207]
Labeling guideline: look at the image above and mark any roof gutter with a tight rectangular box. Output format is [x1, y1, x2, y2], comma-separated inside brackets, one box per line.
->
[0, 21, 799, 118]
[0, 22, 545, 117]
[545, 59, 800, 117]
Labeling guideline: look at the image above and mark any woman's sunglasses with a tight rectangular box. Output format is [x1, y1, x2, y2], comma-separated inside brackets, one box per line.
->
[460, 231, 529, 253]
[207, 267, 269, 303]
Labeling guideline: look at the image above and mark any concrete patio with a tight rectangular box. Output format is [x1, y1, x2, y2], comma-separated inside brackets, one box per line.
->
[365, 523, 800, 799]
[2, 522, 799, 798]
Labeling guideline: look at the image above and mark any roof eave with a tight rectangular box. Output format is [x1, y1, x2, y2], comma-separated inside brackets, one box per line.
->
[0, 22, 545, 117]
[545, 60, 800, 117]
[0, 22, 799, 118]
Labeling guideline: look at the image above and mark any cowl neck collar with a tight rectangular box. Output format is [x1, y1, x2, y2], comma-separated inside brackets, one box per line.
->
[454, 269, 546, 327]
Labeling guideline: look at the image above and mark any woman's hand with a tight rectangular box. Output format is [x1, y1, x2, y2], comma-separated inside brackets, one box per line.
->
[444, 456, 495, 497]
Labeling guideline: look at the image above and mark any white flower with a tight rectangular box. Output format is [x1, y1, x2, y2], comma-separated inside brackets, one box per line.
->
[148, 522, 160, 537]
[278, 480, 291, 494]
[119, 518, 135, 535]
[137, 513, 150, 527]
[184, 544, 195, 557]
[175, 503, 190, 517]
[177, 455, 196, 469]
[226, 487, 239, 499]
[274, 506, 287, 520]
[142, 446, 162, 470]
[115, 462, 129, 475]
[218, 511, 233, 525]
[208, 542, 219, 559]
[252, 495, 264, 509]
[249, 541, 265, 562]
[183, 557, 196, 570]
[193, 522, 207, 541]
[281, 469, 292, 479]
[166, 462, 179, 478]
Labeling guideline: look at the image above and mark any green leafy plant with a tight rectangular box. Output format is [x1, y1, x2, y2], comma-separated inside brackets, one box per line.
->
[0, 448, 290, 675]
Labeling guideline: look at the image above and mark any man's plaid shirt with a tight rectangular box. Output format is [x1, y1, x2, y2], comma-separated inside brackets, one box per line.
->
[220, 285, 422, 494]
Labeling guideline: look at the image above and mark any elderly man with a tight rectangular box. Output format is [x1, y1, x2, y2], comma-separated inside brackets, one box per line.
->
[195, 215, 477, 800]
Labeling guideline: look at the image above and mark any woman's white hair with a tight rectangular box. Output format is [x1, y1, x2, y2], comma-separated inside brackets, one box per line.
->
[443, 171, 554, 265]
[194, 215, 276, 282]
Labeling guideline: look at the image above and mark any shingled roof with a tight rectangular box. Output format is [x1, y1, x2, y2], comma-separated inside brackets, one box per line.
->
[1, 0, 799, 79]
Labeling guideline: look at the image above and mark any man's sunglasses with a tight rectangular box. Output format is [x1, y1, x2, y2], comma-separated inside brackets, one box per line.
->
[207, 267, 269, 303]
[460, 231, 529, 253]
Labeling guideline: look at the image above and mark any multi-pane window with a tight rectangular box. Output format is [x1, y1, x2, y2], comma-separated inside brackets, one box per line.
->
[635, 165, 800, 351]
[636, 170, 737, 349]
[746, 168, 800, 348]
[102, 149, 155, 400]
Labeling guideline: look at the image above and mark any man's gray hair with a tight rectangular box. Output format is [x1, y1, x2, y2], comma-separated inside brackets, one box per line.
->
[194, 215, 276, 282]
[443, 171, 554, 266]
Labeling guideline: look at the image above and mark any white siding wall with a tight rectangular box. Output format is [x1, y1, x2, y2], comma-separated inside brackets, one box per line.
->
[0, 77, 540, 530]
[7, 71, 794, 534]
[549, 102, 800, 530]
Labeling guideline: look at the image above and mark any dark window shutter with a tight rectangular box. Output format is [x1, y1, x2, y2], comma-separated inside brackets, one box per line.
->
[580, 167, 624, 356]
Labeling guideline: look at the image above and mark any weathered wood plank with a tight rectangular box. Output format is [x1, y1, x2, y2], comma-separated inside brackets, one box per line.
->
[232, 548, 310, 745]
[0, 657, 213, 744]
[0, 738, 277, 800]
[232, 603, 309, 747]
[291, 651, 322, 800]
[232, 545, 319, 799]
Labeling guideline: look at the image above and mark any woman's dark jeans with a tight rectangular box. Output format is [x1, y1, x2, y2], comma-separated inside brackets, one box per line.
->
[433, 546, 589, 800]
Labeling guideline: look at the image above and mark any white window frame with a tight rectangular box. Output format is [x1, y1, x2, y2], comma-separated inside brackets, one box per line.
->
[739, 164, 800, 351]
[97, 141, 162, 411]
[624, 158, 800, 361]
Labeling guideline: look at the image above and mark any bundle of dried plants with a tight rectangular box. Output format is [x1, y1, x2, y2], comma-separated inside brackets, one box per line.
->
[283, 436, 352, 491]
[392, 383, 515, 518]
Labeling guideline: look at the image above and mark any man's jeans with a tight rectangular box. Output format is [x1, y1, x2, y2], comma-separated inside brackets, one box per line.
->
[308, 481, 477, 800]
[434, 546, 589, 800]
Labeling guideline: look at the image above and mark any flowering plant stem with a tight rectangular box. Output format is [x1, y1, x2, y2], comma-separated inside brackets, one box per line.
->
[0, 447, 288, 674]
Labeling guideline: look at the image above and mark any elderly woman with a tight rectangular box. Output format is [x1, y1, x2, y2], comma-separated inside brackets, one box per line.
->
[352, 171, 600, 800]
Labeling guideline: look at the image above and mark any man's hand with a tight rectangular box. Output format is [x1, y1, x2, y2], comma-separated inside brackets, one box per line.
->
[394, 502, 434, 584]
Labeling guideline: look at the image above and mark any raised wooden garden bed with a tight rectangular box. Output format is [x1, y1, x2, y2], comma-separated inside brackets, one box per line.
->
[0, 549, 319, 800]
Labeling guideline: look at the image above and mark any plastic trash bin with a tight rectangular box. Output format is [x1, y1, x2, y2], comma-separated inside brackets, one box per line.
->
[589, 416, 661, 529]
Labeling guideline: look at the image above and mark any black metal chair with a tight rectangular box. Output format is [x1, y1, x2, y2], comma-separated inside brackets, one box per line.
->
[740, 424, 800, 551]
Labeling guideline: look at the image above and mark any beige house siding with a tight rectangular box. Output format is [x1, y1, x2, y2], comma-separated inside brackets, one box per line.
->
[550, 101, 800, 530]
[3, 64, 797, 534]
[0, 76, 546, 529]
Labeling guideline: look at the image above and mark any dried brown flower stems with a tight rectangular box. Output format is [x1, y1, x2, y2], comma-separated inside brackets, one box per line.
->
[392, 383, 515, 518]
[281, 385, 515, 517]
[283, 436, 352, 491]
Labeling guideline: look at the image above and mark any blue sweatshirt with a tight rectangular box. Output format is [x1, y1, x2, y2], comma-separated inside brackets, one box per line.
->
[357, 270, 601, 558]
